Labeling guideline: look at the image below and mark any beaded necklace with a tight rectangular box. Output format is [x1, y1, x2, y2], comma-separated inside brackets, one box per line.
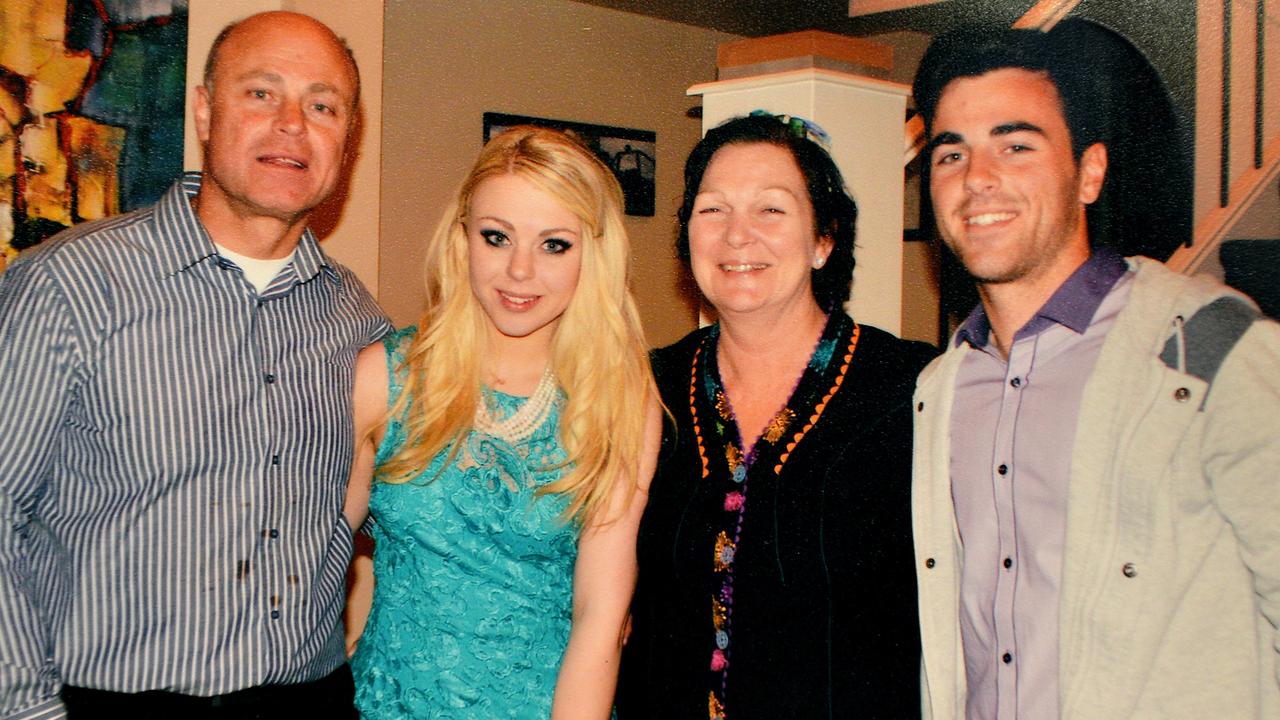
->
[473, 367, 558, 445]
[461, 368, 562, 491]
[690, 315, 860, 720]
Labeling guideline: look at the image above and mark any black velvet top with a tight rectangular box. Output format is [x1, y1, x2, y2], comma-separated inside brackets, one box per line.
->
[617, 313, 935, 719]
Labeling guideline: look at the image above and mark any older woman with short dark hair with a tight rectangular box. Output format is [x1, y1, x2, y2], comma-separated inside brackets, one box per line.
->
[617, 114, 934, 719]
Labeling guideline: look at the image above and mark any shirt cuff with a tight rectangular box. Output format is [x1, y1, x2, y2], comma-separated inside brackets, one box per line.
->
[7, 696, 66, 720]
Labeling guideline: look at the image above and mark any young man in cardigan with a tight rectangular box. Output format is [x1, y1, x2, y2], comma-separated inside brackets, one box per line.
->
[911, 23, 1280, 720]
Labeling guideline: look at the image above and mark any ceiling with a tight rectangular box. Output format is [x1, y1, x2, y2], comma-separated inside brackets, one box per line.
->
[567, 0, 1036, 39]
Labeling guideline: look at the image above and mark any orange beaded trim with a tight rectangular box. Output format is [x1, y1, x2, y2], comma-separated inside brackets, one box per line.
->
[691, 347, 711, 480]
[773, 324, 860, 474]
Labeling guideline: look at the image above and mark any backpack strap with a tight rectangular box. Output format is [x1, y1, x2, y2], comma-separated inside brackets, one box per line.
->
[1158, 296, 1259, 409]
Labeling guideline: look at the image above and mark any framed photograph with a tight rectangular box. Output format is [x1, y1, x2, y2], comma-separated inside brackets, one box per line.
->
[483, 112, 656, 217]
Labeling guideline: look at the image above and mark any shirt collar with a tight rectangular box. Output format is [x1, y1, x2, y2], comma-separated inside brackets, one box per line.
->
[155, 172, 335, 284]
[954, 303, 992, 349]
[152, 173, 217, 276]
[955, 246, 1129, 349]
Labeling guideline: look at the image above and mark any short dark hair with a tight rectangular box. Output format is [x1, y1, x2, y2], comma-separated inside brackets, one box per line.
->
[912, 24, 1101, 159]
[676, 114, 856, 313]
[913, 20, 1193, 259]
[202, 21, 239, 91]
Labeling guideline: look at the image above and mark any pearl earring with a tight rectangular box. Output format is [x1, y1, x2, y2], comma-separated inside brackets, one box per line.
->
[813, 256, 826, 269]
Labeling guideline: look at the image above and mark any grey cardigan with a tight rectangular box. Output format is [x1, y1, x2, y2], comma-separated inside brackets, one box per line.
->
[913, 257, 1280, 719]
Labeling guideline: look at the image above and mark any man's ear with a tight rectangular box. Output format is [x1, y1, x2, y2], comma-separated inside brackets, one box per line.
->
[194, 85, 212, 144]
[1077, 142, 1108, 205]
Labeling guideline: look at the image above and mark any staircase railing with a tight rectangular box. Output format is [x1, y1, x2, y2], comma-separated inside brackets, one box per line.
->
[1166, 0, 1279, 273]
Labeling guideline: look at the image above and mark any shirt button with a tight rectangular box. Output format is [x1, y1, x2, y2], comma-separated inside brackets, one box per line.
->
[1010, 377, 1022, 388]
[1174, 387, 1190, 402]
[271, 455, 280, 466]
[1003, 557, 1013, 569]
[268, 529, 279, 539]
[916, 402, 924, 412]
[270, 610, 280, 620]
[1002, 652, 1013, 664]
[997, 464, 1008, 476]
[264, 373, 276, 384]
[1122, 562, 1138, 578]
[925, 558, 936, 569]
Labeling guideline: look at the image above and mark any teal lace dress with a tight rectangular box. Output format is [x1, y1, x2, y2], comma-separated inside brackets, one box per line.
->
[352, 328, 579, 719]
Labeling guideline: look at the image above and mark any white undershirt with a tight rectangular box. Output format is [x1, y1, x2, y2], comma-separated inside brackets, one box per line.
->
[213, 242, 294, 294]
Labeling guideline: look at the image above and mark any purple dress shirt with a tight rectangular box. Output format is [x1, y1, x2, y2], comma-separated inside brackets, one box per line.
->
[950, 248, 1131, 720]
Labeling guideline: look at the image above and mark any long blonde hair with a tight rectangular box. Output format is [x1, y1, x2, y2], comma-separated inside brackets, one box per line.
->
[377, 126, 654, 527]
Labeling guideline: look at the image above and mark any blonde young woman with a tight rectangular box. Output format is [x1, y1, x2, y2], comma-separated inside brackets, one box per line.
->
[344, 127, 660, 719]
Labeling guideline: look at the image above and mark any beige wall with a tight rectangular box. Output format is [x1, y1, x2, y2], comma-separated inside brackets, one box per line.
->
[900, 238, 940, 344]
[180, 3, 937, 345]
[380, 0, 737, 346]
[184, 1, 384, 295]
[873, 29, 940, 345]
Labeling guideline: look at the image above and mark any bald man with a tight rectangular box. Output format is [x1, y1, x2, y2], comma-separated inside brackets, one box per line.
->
[0, 12, 389, 718]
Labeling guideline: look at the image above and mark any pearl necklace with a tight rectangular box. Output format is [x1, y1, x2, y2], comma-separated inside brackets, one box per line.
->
[473, 367, 559, 445]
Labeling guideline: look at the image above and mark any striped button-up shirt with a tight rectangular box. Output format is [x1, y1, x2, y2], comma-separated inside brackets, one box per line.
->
[0, 174, 390, 719]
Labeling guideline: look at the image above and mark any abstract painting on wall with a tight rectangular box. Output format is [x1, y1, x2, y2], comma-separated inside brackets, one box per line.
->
[0, 0, 188, 271]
